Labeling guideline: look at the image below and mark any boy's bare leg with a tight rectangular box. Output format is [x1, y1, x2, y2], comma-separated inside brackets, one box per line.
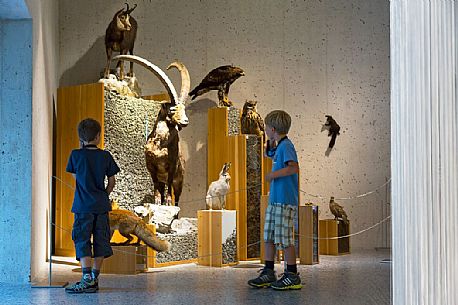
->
[264, 241, 276, 262]
[283, 245, 296, 266]
[93, 257, 104, 270]
[283, 245, 298, 274]
[80, 256, 92, 269]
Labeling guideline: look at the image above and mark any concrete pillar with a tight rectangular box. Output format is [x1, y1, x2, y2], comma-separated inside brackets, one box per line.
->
[391, 1, 458, 304]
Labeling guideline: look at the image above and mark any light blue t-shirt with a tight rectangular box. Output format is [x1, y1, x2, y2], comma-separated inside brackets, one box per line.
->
[266, 137, 299, 206]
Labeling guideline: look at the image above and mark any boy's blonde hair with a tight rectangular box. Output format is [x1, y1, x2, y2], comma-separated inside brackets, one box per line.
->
[264, 110, 291, 135]
[78, 118, 101, 142]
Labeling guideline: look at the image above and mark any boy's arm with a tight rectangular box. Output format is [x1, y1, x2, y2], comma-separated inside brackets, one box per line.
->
[265, 161, 299, 182]
[106, 176, 116, 195]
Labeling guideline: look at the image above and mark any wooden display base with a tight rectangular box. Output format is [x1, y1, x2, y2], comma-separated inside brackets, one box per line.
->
[197, 210, 237, 267]
[101, 245, 147, 274]
[319, 219, 350, 255]
[299, 205, 319, 265]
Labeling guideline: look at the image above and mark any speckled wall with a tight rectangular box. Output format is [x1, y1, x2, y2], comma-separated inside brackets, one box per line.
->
[59, 0, 390, 249]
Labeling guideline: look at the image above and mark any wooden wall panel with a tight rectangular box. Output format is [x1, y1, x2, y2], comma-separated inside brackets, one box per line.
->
[55, 83, 104, 256]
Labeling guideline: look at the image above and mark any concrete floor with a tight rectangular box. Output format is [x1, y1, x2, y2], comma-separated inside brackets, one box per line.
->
[2, 250, 391, 305]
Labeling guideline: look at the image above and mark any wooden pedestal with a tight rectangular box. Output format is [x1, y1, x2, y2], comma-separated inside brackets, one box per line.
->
[197, 210, 237, 267]
[101, 245, 147, 274]
[299, 205, 319, 264]
[319, 219, 350, 255]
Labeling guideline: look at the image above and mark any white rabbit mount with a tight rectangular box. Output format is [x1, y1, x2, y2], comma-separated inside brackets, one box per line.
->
[206, 162, 231, 210]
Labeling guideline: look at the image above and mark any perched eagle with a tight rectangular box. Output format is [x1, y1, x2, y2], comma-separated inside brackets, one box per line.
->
[189, 65, 245, 107]
[329, 196, 349, 225]
[241, 100, 265, 139]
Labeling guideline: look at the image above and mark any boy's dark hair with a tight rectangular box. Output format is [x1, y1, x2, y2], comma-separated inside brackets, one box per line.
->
[78, 118, 101, 142]
[264, 110, 292, 134]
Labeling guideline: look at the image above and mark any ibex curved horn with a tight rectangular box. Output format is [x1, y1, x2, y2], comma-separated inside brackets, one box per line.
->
[167, 61, 190, 105]
[124, 3, 129, 12]
[113, 55, 178, 105]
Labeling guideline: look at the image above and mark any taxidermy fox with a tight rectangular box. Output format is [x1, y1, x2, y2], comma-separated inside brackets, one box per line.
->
[109, 209, 171, 252]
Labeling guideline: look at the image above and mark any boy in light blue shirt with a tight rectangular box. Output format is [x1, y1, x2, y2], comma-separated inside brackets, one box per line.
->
[248, 110, 302, 290]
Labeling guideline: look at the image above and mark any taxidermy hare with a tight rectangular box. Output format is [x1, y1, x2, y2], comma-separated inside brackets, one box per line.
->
[206, 162, 231, 210]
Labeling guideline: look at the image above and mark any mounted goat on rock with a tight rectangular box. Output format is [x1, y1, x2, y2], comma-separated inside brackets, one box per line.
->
[113, 55, 190, 207]
[104, 3, 138, 79]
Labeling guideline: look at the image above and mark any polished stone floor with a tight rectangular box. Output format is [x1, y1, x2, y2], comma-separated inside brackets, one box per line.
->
[2, 250, 390, 305]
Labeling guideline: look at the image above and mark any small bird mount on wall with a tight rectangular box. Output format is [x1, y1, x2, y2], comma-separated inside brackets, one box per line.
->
[189, 65, 245, 107]
[322, 115, 340, 156]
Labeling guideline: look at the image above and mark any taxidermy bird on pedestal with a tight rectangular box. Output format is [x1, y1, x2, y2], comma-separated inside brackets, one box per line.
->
[329, 196, 349, 225]
[241, 100, 265, 138]
[189, 65, 245, 107]
[324, 115, 340, 148]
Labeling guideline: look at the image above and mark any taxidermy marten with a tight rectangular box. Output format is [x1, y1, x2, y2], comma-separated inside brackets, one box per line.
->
[325, 115, 340, 148]
[109, 209, 170, 252]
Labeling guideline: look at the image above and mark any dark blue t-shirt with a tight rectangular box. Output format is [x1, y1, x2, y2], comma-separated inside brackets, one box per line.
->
[66, 147, 120, 213]
[266, 137, 299, 206]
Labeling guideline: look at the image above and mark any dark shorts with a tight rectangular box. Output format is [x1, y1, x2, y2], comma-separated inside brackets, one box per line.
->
[72, 212, 113, 260]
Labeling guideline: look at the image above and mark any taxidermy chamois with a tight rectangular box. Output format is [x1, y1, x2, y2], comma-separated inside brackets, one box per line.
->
[206, 163, 231, 210]
[113, 55, 190, 207]
[104, 3, 138, 79]
[109, 209, 170, 252]
[324, 115, 340, 148]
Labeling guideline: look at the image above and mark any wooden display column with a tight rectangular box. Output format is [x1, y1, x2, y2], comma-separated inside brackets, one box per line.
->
[319, 219, 350, 255]
[298, 205, 319, 265]
[101, 245, 147, 274]
[197, 210, 237, 267]
[207, 107, 248, 260]
[55, 83, 105, 256]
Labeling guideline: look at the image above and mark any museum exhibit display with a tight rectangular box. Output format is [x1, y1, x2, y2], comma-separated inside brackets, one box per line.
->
[55, 55, 198, 265]
[197, 210, 237, 267]
[298, 204, 319, 265]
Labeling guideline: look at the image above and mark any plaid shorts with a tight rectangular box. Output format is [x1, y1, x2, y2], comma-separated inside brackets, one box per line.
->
[263, 203, 297, 249]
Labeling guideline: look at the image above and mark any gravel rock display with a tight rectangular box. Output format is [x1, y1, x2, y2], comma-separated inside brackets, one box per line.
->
[155, 230, 198, 263]
[228, 106, 241, 135]
[104, 90, 161, 210]
[246, 135, 262, 258]
[222, 230, 237, 264]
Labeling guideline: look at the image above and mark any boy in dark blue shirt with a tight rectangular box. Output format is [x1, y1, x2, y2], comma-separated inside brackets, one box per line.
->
[65, 118, 120, 293]
[248, 110, 302, 290]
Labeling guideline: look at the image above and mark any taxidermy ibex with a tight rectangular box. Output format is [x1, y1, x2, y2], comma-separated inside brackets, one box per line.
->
[113, 55, 190, 207]
[104, 3, 138, 79]
[206, 162, 231, 210]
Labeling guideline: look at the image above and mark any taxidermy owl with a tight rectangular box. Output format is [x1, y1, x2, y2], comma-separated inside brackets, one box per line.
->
[329, 196, 349, 225]
[241, 100, 265, 138]
[189, 65, 245, 107]
[324, 115, 340, 148]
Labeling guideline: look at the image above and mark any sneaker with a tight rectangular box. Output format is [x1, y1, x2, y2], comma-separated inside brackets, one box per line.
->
[65, 277, 97, 294]
[247, 268, 277, 288]
[271, 271, 302, 290]
[93, 277, 99, 291]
